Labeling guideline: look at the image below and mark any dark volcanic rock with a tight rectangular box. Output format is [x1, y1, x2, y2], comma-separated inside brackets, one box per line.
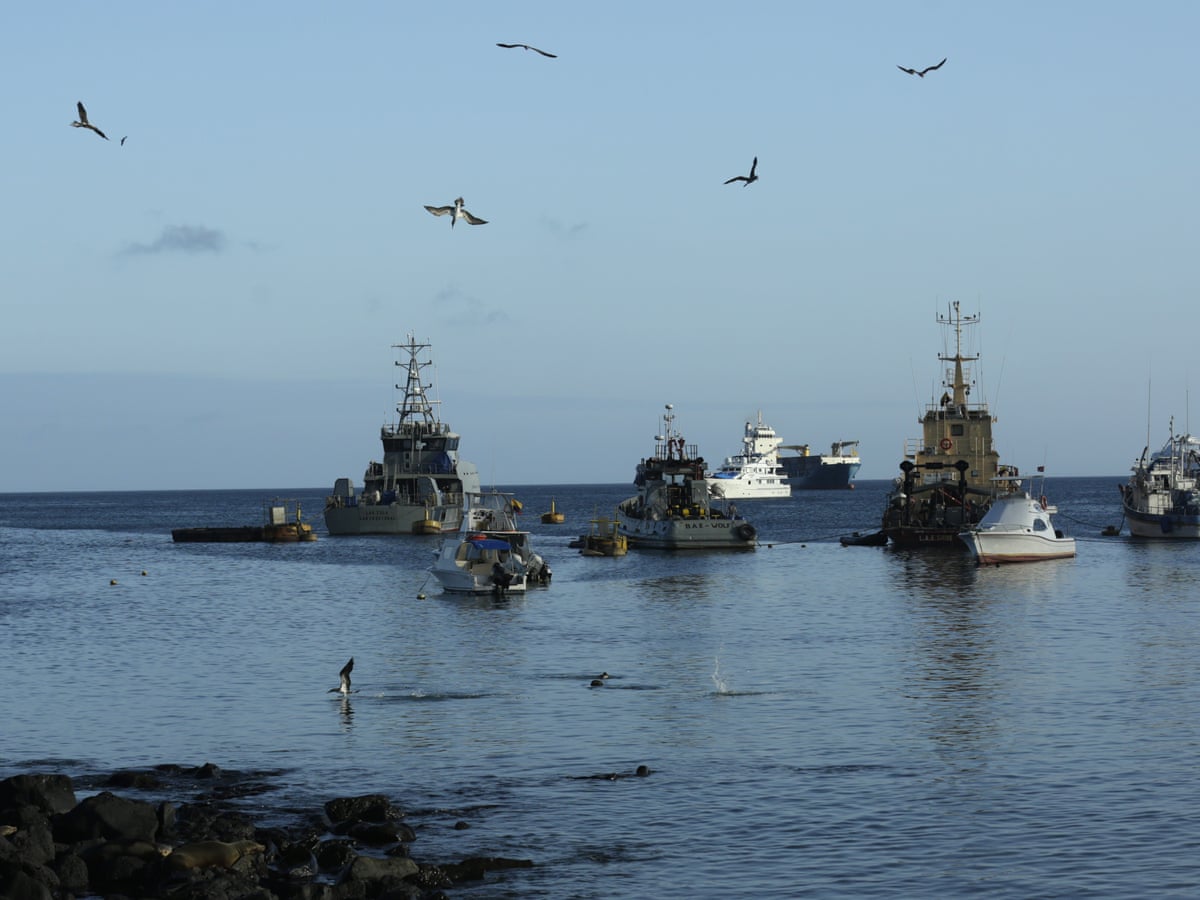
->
[324, 793, 402, 826]
[0, 774, 76, 815]
[54, 791, 159, 844]
[1, 767, 536, 898]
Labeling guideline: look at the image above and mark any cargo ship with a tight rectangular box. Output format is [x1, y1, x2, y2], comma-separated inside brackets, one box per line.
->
[777, 441, 861, 489]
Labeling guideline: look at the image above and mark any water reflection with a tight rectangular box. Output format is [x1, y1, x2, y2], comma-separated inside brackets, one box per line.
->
[888, 551, 1000, 762]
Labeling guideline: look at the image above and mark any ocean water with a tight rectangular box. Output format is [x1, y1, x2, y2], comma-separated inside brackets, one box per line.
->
[3, 478, 1200, 898]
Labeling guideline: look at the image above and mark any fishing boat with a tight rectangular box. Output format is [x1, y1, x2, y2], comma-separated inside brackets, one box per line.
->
[705, 412, 792, 500]
[541, 498, 565, 524]
[430, 490, 551, 594]
[617, 404, 757, 550]
[959, 475, 1076, 563]
[172, 499, 317, 543]
[1119, 421, 1200, 538]
[575, 512, 628, 556]
[778, 441, 862, 489]
[881, 302, 1021, 549]
[324, 335, 481, 535]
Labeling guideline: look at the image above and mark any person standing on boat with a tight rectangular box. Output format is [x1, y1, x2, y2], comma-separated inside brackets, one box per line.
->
[491, 561, 513, 596]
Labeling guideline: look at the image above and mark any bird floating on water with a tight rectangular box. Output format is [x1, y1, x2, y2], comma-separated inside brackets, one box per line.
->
[723, 156, 758, 186]
[329, 657, 356, 696]
[71, 102, 108, 140]
[424, 197, 488, 227]
[897, 57, 946, 77]
[496, 42, 556, 58]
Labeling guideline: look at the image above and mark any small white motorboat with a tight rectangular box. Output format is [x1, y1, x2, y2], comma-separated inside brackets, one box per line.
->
[959, 476, 1075, 564]
[429, 490, 550, 594]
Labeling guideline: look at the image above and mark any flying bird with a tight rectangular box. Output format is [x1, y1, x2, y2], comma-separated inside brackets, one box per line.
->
[724, 156, 758, 186]
[897, 57, 947, 77]
[424, 197, 488, 227]
[329, 657, 355, 696]
[496, 42, 557, 58]
[120, 136, 127, 146]
[71, 102, 108, 140]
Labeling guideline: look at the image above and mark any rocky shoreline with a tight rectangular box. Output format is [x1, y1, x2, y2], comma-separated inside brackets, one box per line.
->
[0, 763, 532, 899]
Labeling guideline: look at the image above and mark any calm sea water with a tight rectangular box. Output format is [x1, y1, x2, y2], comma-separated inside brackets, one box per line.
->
[3, 478, 1200, 897]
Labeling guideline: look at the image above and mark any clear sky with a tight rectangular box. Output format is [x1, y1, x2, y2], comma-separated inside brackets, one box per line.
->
[3, 2, 1198, 492]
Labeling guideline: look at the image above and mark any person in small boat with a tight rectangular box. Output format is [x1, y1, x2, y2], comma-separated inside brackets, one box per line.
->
[491, 561, 514, 595]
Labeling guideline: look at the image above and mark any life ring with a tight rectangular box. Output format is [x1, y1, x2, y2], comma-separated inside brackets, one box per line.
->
[939, 438, 953, 451]
[1039, 495, 1048, 510]
[735, 523, 757, 542]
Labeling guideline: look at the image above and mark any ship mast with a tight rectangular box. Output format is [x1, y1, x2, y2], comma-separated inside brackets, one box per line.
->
[938, 300, 978, 409]
[392, 334, 441, 433]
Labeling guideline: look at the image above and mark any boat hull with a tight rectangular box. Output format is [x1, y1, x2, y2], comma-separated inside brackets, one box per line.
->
[706, 478, 791, 500]
[619, 517, 757, 550]
[883, 525, 968, 549]
[779, 456, 860, 489]
[324, 503, 464, 536]
[171, 523, 316, 543]
[962, 531, 1076, 563]
[1123, 501, 1200, 539]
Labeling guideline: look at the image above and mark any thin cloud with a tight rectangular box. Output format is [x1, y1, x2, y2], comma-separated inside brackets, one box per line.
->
[120, 225, 227, 256]
[540, 216, 588, 238]
[434, 285, 512, 327]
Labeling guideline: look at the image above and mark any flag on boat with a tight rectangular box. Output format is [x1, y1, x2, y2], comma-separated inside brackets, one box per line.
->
[1037, 465, 1045, 472]
[509, 499, 523, 513]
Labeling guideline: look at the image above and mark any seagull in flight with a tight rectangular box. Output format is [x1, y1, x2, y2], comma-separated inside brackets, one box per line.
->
[897, 57, 947, 77]
[71, 102, 108, 140]
[424, 197, 488, 227]
[496, 42, 557, 58]
[329, 657, 356, 696]
[724, 156, 758, 187]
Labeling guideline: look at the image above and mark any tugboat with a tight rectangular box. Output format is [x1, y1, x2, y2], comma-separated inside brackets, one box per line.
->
[324, 335, 481, 535]
[881, 302, 1020, 548]
[618, 404, 757, 550]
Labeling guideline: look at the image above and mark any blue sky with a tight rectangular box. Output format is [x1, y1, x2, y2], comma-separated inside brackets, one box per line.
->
[3, 2, 1198, 491]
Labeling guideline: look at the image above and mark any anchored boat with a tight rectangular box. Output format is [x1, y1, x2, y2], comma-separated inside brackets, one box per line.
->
[324, 335, 481, 535]
[1120, 421, 1200, 538]
[778, 441, 861, 489]
[705, 411, 792, 500]
[618, 404, 757, 550]
[172, 498, 317, 543]
[429, 491, 551, 594]
[881, 302, 1020, 549]
[960, 474, 1076, 563]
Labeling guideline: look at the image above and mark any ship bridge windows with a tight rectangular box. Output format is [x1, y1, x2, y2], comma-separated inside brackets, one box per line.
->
[950, 424, 965, 437]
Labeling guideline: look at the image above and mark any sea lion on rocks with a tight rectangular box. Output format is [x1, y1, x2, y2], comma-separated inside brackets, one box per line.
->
[167, 839, 264, 871]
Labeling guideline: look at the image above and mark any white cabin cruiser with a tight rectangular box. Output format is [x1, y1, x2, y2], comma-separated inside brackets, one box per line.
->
[959, 476, 1075, 564]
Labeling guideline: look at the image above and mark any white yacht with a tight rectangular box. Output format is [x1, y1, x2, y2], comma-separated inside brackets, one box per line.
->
[705, 412, 792, 500]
